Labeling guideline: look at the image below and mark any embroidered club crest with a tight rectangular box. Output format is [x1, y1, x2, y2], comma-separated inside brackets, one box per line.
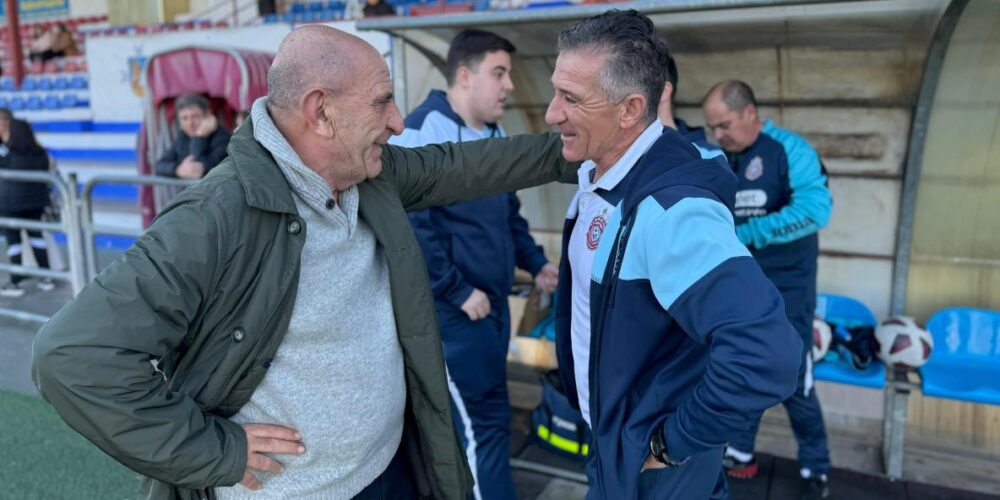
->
[586, 212, 607, 250]
[745, 156, 764, 181]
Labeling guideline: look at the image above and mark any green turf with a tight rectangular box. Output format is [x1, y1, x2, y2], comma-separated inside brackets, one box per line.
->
[0, 390, 136, 500]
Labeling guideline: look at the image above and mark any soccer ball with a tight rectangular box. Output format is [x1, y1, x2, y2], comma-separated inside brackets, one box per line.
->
[874, 316, 933, 369]
[812, 317, 832, 362]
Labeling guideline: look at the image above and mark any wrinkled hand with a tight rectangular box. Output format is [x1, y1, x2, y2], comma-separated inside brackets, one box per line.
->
[176, 156, 206, 179]
[460, 288, 491, 321]
[641, 453, 667, 473]
[534, 263, 559, 293]
[195, 113, 218, 137]
[239, 423, 305, 490]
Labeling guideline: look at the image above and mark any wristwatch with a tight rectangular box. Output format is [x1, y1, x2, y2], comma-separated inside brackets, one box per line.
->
[649, 430, 689, 468]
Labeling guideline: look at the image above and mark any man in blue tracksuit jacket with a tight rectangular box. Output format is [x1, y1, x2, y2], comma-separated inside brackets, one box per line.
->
[547, 11, 802, 499]
[389, 29, 558, 500]
[704, 80, 834, 500]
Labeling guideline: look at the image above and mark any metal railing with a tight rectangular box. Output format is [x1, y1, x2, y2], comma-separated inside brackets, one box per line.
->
[80, 175, 196, 281]
[0, 170, 86, 297]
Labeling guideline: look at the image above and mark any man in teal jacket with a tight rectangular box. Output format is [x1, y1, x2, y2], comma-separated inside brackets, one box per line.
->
[32, 25, 576, 500]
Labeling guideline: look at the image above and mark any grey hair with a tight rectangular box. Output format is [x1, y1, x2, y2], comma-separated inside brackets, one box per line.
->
[557, 9, 670, 124]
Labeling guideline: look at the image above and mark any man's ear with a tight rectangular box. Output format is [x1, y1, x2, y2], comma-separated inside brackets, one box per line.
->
[301, 89, 335, 138]
[620, 93, 648, 129]
[661, 82, 674, 104]
[456, 66, 472, 89]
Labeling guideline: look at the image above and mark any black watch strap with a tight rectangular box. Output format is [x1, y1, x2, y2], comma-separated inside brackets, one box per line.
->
[649, 430, 686, 467]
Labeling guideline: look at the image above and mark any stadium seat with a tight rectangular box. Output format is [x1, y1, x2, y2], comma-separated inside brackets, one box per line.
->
[60, 93, 79, 108]
[813, 293, 887, 389]
[70, 76, 88, 90]
[309, 1, 325, 11]
[26, 95, 42, 110]
[38, 77, 53, 90]
[0, 96, 8, 108]
[20, 77, 37, 91]
[264, 14, 279, 23]
[9, 97, 24, 111]
[53, 77, 69, 90]
[291, 3, 307, 13]
[281, 12, 296, 23]
[43, 94, 61, 109]
[0, 77, 14, 91]
[922, 308, 1000, 406]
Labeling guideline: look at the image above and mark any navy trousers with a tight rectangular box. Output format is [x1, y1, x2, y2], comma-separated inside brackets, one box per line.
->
[439, 304, 517, 500]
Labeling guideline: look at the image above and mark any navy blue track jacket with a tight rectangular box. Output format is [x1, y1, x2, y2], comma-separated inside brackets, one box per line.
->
[389, 90, 549, 313]
[554, 128, 802, 498]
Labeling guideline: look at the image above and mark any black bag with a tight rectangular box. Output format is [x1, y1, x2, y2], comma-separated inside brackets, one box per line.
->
[530, 370, 591, 461]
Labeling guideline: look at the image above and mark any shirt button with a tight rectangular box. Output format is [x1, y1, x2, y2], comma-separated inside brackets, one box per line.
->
[326, 199, 336, 210]
[232, 328, 246, 342]
[287, 219, 301, 234]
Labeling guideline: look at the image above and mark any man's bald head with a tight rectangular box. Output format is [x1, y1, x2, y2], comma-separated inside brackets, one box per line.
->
[267, 25, 384, 113]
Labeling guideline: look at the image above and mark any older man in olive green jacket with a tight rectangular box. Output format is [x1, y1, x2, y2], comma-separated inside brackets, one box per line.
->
[32, 26, 575, 500]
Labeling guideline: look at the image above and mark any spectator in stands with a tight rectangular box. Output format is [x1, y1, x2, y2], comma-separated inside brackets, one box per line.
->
[33, 25, 576, 499]
[363, 0, 396, 17]
[0, 109, 56, 297]
[155, 93, 231, 179]
[28, 25, 59, 62]
[703, 80, 833, 500]
[53, 23, 80, 58]
[390, 29, 558, 500]
[548, 10, 801, 499]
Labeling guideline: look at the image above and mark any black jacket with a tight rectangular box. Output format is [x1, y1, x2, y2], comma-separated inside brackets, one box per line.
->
[0, 145, 51, 214]
[154, 126, 231, 178]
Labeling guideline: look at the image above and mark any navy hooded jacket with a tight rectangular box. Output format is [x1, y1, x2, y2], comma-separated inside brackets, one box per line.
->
[554, 128, 802, 498]
[389, 90, 549, 313]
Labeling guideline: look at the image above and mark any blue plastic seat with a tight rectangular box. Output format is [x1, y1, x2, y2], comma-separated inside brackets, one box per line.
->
[43, 94, 61, 109]
[38, 77, 53, 90]
[26, 95, 42, 110]
[53, 77, 69, 90]
[9, 97, 25, 111]
[264, 13, 279, 23]
[0, 96, 8, 108]
[70, 76, 88, 89]
[20, 77, 37, 91]
[309, 1, 325, 11]
[0, 77, 14, 91]
[327, 0, 345, 8]
[813, 293, 887, 389]
[61, 94, 80, 108]
[291, 2, 307, 13]
[922, 308, 1000, 406]
[281, 12, 296, 22]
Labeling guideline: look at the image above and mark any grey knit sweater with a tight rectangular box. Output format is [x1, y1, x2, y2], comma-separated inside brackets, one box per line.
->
[215, 98, 405, 499]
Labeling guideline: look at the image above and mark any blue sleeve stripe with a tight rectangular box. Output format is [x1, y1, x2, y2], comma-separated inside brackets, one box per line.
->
[389, 111, 456, 148]
[618, 196, 750, 310]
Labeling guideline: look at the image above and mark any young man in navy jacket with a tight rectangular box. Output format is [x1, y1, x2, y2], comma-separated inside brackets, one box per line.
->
[547, 10, 802, 499]
[703, 81, 833, 500]
[389, 29, 558, 500]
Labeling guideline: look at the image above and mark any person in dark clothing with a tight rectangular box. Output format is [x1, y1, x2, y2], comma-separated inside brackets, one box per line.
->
[703, 80, 833, 500]
[0, 111, 55, 297]
[363, 0, 396, 17]
[155, 93, 231, 179]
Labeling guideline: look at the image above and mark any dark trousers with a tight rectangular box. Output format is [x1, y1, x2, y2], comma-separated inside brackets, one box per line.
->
[2, 208, 50, 285]
[352, 444, 416, 500]
[728, 282, 831, 475]
[439, 305, 517, 500]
